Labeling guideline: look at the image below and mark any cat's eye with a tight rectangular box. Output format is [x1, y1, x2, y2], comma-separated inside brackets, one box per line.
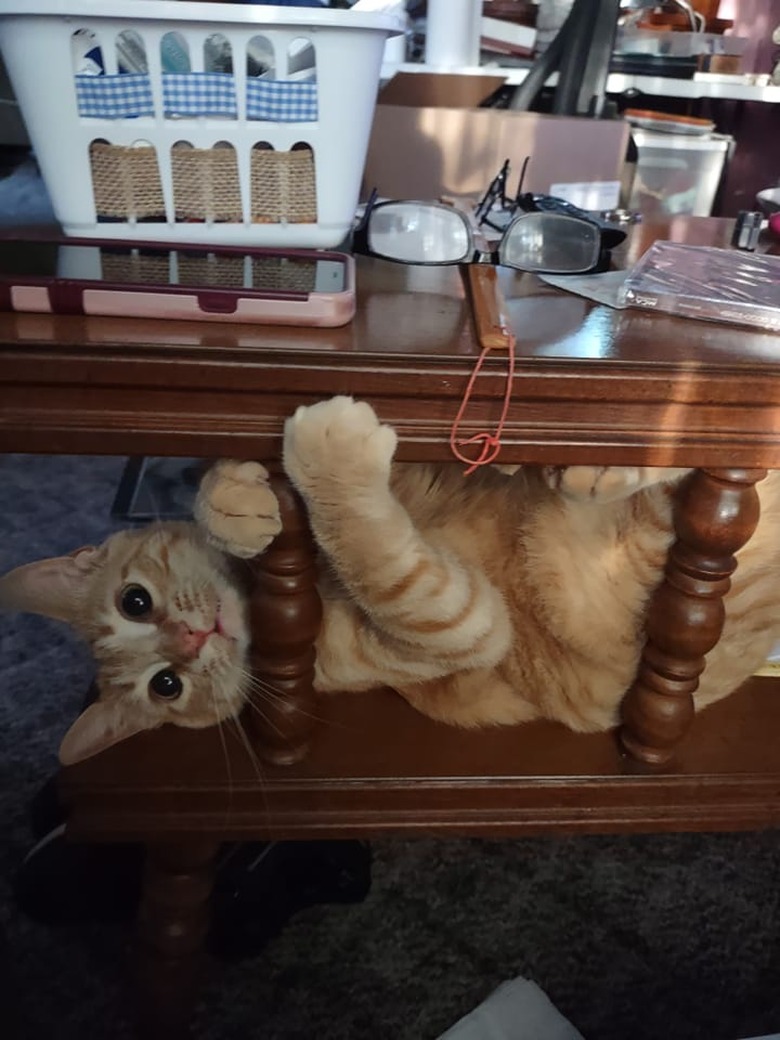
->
[119, 583, 153, 619]
[148, 668, 183, 701]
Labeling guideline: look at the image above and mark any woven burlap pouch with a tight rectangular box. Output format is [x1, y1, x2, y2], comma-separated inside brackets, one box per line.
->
[171, 145, 243, 222]
[89, 142, 165, 220]
[251, 147, 317, 224]
[89, 141, 318, 226]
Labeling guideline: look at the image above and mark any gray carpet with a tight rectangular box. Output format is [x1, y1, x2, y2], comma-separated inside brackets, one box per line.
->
[3, 452, 780, 1040]
[2, 156, 780, 1040]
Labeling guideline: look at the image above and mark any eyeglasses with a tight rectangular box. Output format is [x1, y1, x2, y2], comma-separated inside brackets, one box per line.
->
[352, 195, 609, 276]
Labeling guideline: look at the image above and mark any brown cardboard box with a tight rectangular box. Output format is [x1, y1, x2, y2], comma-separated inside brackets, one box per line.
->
[363, 73, 629, 204]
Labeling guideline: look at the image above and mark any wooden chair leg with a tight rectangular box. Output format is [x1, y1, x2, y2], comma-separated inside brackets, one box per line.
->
[245, 471, 323, 765]
[134, 839, 220, 1040]
[620, 467, 766, 767]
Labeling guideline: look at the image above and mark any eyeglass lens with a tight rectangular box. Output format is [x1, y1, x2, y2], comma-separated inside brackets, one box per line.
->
[501, 214, 600, 273]
[368, 203, 472, 264]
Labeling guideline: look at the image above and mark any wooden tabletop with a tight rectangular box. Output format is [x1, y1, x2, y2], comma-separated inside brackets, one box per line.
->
[1, 216, 779, 467]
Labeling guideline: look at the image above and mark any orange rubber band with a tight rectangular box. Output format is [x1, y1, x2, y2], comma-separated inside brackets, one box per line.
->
[451, 265, 517, 474]
[449, 334, 516, 474]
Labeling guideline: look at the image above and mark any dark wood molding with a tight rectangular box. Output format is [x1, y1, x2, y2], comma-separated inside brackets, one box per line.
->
[5, 352, 780, 465]
[61, 677, 780, 841]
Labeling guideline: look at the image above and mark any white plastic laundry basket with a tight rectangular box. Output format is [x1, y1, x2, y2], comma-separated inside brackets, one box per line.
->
[0, 1, 402, 247]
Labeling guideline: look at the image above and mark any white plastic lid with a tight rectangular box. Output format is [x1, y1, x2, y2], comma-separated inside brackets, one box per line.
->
[0, 0, 405, 34]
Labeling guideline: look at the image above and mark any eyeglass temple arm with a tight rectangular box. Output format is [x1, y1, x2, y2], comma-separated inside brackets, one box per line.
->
[512, 157, 531, 206]
[475, 159, 510, 224]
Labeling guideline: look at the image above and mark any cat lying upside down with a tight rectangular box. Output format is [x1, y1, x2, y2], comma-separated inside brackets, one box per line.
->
[3, 396, 780, 765]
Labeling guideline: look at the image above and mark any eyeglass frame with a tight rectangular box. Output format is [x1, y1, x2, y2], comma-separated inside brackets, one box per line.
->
[472, 158, 628, 256]
[352, 191, 609, 274]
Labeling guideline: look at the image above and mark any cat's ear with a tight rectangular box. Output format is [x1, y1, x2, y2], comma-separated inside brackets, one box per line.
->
[59, 699, 156, 765]
[0, 546, 101, 624]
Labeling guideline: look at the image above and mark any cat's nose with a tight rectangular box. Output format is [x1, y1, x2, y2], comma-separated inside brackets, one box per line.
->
[176, 623, 213, 658]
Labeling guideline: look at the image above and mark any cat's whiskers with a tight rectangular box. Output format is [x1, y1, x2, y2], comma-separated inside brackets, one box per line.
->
[239, 689, 287, 739]
[237, 667, 285, 701]
[227, 712, 267, 790]
[210, 686, 234, 801]
[239, 662, 351, 730]
[243, 681, 332, 728]
[238, 667, 332, 728]
[227, 714, 275, 832]
[240, 672, 287, 704]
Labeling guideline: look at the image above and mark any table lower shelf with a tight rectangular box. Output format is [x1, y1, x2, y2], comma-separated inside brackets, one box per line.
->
[61, 677, 780, 842]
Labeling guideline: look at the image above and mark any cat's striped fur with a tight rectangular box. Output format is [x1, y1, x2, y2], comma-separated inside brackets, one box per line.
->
[202, 397, 780, 733]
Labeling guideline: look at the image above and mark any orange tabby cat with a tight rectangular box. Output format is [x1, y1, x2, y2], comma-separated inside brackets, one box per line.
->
[3, 395, 780, 764]
[200, 396, 780, 732]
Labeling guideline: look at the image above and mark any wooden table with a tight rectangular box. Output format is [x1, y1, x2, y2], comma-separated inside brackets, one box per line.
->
[2, 216, 780, 1036]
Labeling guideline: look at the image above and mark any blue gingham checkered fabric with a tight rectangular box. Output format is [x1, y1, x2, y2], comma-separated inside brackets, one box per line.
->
[75, 73, 154, 119]
[246, 79, 318, 122]
[75, 71, 317, 122]
[163, 72, 237, 117]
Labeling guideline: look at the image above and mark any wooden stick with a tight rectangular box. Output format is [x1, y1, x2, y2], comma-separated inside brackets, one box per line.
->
[461, 264, 515, 350]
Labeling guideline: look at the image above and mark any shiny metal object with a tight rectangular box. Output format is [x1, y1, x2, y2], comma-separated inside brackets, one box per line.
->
[732, 211, 763, 252]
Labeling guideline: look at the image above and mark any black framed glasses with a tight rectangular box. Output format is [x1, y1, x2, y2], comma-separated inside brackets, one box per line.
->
[353, 194, 609, 275]
[473, 157, 628, 258]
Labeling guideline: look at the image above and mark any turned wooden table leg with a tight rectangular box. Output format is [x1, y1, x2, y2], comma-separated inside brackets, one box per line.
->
[620, 467, 766, 767]
[246, 471, 322, 765]
[134, 840, 220, 1039]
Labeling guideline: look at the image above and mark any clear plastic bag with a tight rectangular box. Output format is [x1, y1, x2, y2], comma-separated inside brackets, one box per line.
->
[619, 240, 780, 332]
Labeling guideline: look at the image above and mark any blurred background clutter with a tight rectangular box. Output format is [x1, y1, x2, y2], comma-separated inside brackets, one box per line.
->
[379, 0, 780, 219]
[0, 2, 777, 221]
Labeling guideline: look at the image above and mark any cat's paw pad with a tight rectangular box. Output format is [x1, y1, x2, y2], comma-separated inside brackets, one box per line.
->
[544, 465, 688, 502]
[195, 460, 281, 558]
[283, 396, 397, 493]
[544, 465, 647, 502]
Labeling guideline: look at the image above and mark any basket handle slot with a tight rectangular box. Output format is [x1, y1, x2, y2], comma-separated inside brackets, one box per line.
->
[70, 27, 104, 76]
[205, 33, 233, 75]
[286, 36, 316, 80]
[247, 34, 276, 79]
[160, 31, 191, 74]
[116, 30, 148, 75]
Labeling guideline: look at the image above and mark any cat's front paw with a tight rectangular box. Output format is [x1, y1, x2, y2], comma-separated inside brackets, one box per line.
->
[195, 460, 281, 558]
[544, 464, 689, 502]
[283, 396, 397, 496]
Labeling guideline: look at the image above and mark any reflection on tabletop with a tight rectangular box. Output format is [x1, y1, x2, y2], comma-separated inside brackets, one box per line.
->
[2, 216, 779, 364]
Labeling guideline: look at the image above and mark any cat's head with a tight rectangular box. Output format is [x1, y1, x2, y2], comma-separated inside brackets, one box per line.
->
[0, 522, 251, 765]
